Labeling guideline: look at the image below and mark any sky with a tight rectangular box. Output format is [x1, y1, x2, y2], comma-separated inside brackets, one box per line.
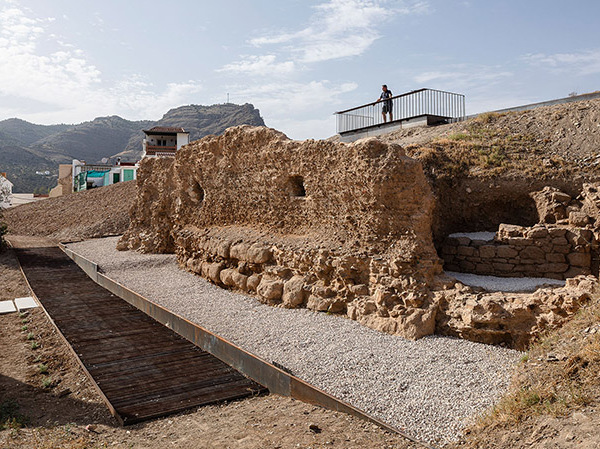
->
[0, 0, 599, 140]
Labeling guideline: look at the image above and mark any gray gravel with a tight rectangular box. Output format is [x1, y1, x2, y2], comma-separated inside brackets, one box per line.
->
[448, 231, 496, 241]
[68, 237, 520, 446]
[448, 271, 565, 292]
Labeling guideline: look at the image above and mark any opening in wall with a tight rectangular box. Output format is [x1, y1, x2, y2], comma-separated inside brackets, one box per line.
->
[287, 175, 306, 198]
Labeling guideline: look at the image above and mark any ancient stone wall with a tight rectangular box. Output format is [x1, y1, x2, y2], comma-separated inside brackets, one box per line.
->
[119, 127, 600, 348]
[441, 224, 594, 279]
[119, 126, 443, 339]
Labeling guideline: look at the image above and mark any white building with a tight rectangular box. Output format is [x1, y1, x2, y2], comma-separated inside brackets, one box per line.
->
[72, 159, 138, 192]
[142, 126, 190, 158]
[0, 173, 13, 209]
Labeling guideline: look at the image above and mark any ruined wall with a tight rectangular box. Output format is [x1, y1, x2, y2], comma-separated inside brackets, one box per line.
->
[441, 224, 594, 279]
[119, 127, 600, 348]
[119, 126, 443, 339]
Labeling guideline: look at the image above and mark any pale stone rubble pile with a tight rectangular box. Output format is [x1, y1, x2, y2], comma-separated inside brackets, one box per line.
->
[118, 126, 600, 349]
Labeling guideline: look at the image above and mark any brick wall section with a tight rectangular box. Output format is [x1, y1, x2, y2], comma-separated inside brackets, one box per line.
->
[441, 224, 595, 280]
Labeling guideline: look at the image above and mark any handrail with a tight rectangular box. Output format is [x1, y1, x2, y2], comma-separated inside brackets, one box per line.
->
[334, 88, 466, 134]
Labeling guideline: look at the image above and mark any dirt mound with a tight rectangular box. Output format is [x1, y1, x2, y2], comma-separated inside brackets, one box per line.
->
[3, 181, 136, 242]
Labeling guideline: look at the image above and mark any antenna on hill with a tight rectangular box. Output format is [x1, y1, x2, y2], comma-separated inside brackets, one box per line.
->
[227, 93, 230, 104]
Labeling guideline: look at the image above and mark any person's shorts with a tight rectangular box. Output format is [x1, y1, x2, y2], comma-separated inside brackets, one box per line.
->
[382, 102, 392, 114]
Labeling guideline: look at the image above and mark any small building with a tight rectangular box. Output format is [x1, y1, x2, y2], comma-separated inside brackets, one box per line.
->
[0, 172, 13, 209]
[142, 126, 190, 158]
[72, 159, 138, 192]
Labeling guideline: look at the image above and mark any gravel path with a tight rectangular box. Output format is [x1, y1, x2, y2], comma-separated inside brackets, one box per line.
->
[68, 237, 520, 446]
[448, 271, 565, 292]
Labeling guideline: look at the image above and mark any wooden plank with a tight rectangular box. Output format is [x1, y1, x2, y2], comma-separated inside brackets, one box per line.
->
[13, 245, 266, 425]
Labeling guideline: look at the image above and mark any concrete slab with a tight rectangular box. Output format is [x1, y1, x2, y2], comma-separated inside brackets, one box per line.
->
[0, 300, 17, 314]
[14, 296, 38, 311]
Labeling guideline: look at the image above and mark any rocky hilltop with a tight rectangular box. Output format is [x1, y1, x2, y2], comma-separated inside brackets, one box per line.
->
[114, 103, 265, 160]
[0, 103, 265, 192]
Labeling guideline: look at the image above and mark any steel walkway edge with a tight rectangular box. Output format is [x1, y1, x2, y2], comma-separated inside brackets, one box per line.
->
[60, 243, 438, 449]
[12, 245, 266, 426]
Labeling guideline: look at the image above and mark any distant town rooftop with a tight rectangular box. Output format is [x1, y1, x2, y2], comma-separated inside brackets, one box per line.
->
[143, 126, 189, 135]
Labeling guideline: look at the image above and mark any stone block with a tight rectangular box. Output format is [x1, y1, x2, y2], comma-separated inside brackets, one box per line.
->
[247, 274, 262, 292]
[441, 245, 457, 255]
[454, 237, 472, 246]
[257, 278, 284, 303]
[459, 260, 476, 271]
[219, 268, 237, 287]
[479, 245, 496, 258]
[553, 245, 571, 254]
[544, 272, 564, 280]
[520, 246, 545, 260]
[497, 246, 519, 258]
[567, 252, 591, 267]
[564, 266, 591, 278]
[551, 237, 569, 246]
[207, 262, 224, 284]
[282, 275, 307, 308]
[527, 227, 548, 239]
[569, 211, 590, 227]
[492, 262, 515, 272]
[247, 243, 273, 264]
[539, 263, 569, 273]
[232, 271, 249, 291]
[567, 229, 593, 246]
[508, 237, 531, 246]
[548, 227, 567, 238]
[514, 264, 536, 273]
[230, 242, 250, 261]
[470, 239, 488, 248]
[546, 253, 566, 263]
[457, 246, 476, 257]
[498, 224, 525, 238]
[475, 263, 493, 273]
[444, 237, 460, 246]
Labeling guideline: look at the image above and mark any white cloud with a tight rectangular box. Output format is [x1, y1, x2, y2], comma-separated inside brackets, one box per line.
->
[414, 65, 513, 90]
[0, 2, 204, 123]
[523, 49, 600, 76]
[218, 55, 295, 76]
[249, 0, 430, 64]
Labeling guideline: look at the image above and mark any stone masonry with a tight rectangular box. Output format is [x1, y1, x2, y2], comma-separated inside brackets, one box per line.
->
[441, 223, 595, 280]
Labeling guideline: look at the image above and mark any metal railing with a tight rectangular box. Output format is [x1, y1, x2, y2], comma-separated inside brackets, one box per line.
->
[335, 88, 465, 134]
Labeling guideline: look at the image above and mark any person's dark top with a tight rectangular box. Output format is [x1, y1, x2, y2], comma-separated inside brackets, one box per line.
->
[380, 89, 393, 108]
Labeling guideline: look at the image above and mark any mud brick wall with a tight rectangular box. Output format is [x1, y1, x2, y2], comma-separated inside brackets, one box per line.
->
[441, 224, 594, 280]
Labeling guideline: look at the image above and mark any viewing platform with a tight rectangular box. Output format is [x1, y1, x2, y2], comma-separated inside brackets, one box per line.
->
[335, 88, 465, 142]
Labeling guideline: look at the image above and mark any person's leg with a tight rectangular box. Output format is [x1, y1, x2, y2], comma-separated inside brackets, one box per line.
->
[382, 112, 387, 123]
[389, 111, 393, 121]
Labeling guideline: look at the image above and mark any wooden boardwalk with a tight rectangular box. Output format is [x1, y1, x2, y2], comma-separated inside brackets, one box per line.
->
[14, 245, 266, 425]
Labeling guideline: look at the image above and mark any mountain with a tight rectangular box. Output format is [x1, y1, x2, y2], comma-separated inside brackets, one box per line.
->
[0, 118, 71, 146]
[0, 103, 265, 192]
[115, 103, 265, 160]
[27, 116, 153, 164]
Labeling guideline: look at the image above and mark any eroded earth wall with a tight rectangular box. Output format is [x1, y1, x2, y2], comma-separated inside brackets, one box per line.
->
[119, 126, 599, 348]
[119, 126, 443, 339]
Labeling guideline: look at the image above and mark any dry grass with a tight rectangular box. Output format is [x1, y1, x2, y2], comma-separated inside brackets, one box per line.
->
[470, 293, 600, 431]
[404, 115, 583, 183]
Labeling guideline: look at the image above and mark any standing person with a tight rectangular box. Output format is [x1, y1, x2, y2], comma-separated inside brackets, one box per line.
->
[377, 84, 393, 122]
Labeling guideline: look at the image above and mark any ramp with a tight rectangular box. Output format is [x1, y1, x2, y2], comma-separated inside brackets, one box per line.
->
[13, 245, 266, 425]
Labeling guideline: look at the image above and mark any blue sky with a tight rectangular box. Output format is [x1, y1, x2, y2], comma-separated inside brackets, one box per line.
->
[0, 0, 599, 139]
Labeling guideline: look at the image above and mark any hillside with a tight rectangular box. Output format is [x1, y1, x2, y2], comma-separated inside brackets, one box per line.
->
[115, 103, 265, 160]
[0, 103, 265, 192]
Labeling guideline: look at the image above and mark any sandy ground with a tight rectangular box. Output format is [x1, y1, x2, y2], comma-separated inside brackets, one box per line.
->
[0, 247, 417, 449]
